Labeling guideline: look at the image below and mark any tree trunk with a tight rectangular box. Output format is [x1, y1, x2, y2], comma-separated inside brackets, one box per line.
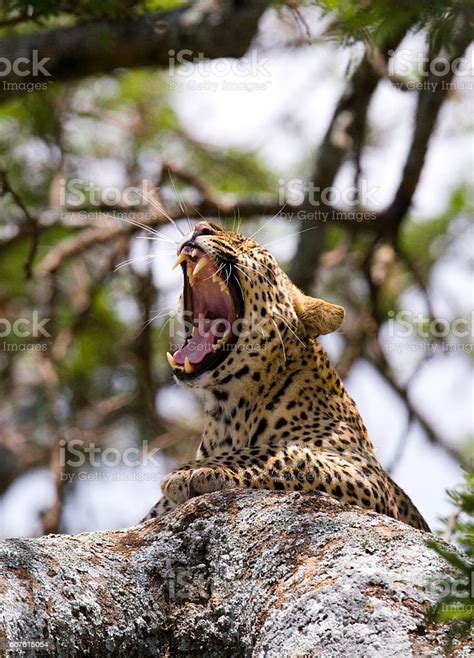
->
[0, 491, 465, 656]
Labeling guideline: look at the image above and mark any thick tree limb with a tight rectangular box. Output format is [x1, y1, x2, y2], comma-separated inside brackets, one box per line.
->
[0, 490, 464, 656]
[0, 0, 270, 103]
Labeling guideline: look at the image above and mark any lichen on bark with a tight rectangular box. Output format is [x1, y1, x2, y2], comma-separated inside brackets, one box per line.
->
[0, 491, 470, 657]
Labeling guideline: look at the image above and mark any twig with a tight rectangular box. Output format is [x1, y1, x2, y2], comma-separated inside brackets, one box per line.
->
[365, 42, 412, 91]
[383, 26, 473, 239]
[41, 435, 68, 535]
[396, 248, 438, 321]
[386, 412, 414, 475]
[285, 2, 312, 43]
[161, 161, 223, 208]
[0, 170, 40, 279]
[369, 337, 468, 470]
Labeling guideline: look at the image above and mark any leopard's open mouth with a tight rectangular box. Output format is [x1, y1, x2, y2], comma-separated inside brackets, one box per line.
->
[167, 244, 244, 379]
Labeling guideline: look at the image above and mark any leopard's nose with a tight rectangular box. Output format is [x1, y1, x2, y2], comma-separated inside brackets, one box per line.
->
[193, 221, 218, 238]
[177, 221, 219, 255]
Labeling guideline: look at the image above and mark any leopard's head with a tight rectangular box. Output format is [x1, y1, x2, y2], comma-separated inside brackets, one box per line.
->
[167, 221, 344, 388]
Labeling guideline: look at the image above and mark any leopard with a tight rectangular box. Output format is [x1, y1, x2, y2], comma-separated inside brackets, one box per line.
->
[143, 219, 430, 532]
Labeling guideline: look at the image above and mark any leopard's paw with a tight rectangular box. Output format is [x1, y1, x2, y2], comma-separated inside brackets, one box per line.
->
[161, 466, 238, 504]
[161, 468, 193, 504]
[188, 466, 238, 498]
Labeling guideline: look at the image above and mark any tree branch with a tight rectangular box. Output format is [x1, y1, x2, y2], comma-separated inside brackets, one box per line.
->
[289, 13, 472, 290]
[0, 170, 40, 279]
[0, 0, 270, 104]
[383, 25, 473, 239]
[369, 337, 469, 470]
[0, 490, 464, 656]
[288, 21, 413, 292]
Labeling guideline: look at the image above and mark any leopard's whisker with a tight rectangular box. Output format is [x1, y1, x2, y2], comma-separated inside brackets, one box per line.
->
[247, 204, 287, 242]
[234, 265, 251, 285]
[112, 214, 177, 244]
[235, 261, 274, 289]
[140, 187, 186, 237]
[233, 266, 247, 301]
[135, 236, 176, 247]
[261, 226, 317, 249]
[166, 171, 194, 234]
[115, 252, 158, 271]
[135, 309, 175, 338]
[273, 312, 306, 349]
[270, 317, 287, 363]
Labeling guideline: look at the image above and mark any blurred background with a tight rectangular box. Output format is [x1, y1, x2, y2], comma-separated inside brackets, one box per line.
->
[0, 0, 472, 537]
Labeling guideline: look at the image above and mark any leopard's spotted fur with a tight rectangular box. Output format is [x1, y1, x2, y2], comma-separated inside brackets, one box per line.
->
[145, 221, 429, 532]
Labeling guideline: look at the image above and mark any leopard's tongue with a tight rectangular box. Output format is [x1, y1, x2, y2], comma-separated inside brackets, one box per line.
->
[173, 318, 226, 365]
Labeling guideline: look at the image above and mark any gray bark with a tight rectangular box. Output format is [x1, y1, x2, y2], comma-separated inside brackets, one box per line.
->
[0, 490, 468, 657]
[0, 0, 270, 103]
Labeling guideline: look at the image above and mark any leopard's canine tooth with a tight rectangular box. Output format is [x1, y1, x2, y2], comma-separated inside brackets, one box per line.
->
[166, 352, 177, 368]
[184, 357, 194, 374]
[219, 281, 230, 295]
[173, 253, 186, 270]
[193, 257, 208, 277]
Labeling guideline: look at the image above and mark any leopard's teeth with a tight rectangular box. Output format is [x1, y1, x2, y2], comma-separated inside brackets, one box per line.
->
[213, 332, 231, 351]
[219, 282, 230, 295]
[172, 253, 186, 270]
[212, 274, 230, 295]
[184, 357, 194, 374]
[187, 269, 196, 287]
[166, 352, 177, 368]
[191, 249, 197, 258]
[193, 257, 209, 277]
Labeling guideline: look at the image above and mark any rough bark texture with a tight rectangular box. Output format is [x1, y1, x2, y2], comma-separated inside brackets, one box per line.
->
[0, 491, 468, 657]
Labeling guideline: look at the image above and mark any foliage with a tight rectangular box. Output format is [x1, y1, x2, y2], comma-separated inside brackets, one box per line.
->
[426, 473, 474, 652]
[309, 0, 473, 52]
[0, 0, 188, 27]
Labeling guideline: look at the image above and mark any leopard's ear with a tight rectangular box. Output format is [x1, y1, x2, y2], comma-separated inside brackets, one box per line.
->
[291, 285, 344, 337]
